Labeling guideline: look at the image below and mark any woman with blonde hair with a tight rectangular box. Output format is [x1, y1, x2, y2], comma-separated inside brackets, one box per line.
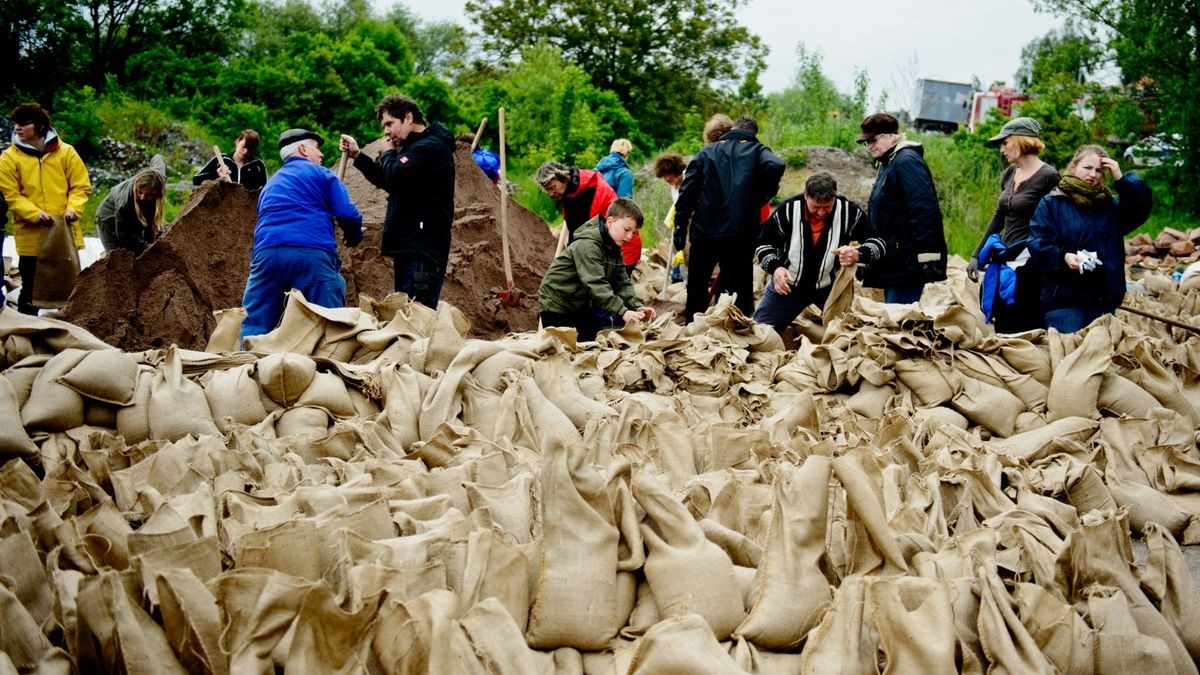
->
[1029, 143, 1152, 332]
[968, 117, 1060, 332]
[97, 154, 167, 254]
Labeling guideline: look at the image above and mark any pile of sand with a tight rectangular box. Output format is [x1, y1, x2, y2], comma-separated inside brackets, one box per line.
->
[58, 144, 556, 349]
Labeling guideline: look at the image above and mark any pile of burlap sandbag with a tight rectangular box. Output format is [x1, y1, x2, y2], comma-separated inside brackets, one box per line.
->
[3, 266, 1200, 674]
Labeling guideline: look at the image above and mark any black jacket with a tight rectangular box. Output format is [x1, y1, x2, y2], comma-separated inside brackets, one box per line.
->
[354, 122, 456, 265]
[193, 155, 267, 191]
[856, 141, 947, 288]
[673, 129, 785, 244]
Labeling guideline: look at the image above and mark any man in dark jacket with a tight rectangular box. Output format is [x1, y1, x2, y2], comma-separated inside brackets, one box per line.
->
[673, 115, 785, 320]
[241, 129, 363, 340]
[753, 172, 865, 333]
[341, 94, 456, 308]
[838, 113, 946, 304]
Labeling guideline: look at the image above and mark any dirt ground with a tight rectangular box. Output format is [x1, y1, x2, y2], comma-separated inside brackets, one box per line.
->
[58, 142, 556, 349]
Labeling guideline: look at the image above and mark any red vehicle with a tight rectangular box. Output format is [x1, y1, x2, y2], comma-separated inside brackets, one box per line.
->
[968, 87, 1029, 132]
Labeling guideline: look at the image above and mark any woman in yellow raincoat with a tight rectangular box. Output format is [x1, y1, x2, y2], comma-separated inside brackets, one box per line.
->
[0, 103, 91, 314]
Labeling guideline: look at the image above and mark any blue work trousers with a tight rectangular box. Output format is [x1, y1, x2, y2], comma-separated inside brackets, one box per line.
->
[241, 245, 345, 339]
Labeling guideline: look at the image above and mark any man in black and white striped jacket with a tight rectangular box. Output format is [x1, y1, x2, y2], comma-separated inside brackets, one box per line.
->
[753, 172, 865, 333]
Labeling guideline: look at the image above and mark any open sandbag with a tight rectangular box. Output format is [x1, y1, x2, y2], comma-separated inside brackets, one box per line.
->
[1012, 582, 1093, 675]
[206, 308, 246, 353]
[1086, 585, 1176, 674]
[735, 456, 832, 649]
[525, 439, 626, 649]
[870, 576, 957, 674]
[633, 470, 745, 639]
[154, 568, 227, 675]
[460, 598, 555, 675]
[371, 589, 484, 675]
[975, 564, 1056, 673]
[832, 452, 907, 577]
[797, 577, 878, 674]
[0, 376, 38, 459]
[74, 571, 189, 674]
[1141, 522, 1200, 662]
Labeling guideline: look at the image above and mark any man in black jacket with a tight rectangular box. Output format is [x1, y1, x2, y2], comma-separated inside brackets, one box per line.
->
[838, 113, 947, 304]
[753, 172, 864, 333]
[341, 94, 456, 308]
[673, 116, 785, 320]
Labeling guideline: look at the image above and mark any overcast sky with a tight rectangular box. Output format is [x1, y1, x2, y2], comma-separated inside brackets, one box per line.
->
[397, 0, 1066, 108]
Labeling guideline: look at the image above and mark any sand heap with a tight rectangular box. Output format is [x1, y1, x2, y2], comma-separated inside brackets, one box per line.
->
[59, 145, 555, 349]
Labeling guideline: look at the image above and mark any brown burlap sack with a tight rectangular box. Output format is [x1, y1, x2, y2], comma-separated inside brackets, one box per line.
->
[975, 564, 1057, 673]
[832, 453, 907, 577]
[381, 364, 430, 450]
[822, 264, 857, 326]
[707, 474, 774, 546]
[211, 569, 313, 674]
[148, 348, 220, 441]
[1097, 372, 1162, 418]
[205, 308, 247, 353]
[74, 571, 188, 674]
[460, 597, 556, 675]
[698, 518, 763, 568]
[31, 215, 80, 309]
[1086, 585, 1176, 674]
[372, 589, 486, 675]
[986, 416, 1098, 461]
[736, 456, 833, 649]
[533, 352, 616, 429]
[1107, 474, 1190, 536]
[154, 568, 227, 675]
[235, 519, 324, 580]
[525, 439, 626, 650]
[114, 368, 154, 443]
[1011, 582, 1093, 675]
[295, 370, 357, 417]
[894, 358, 956, 406]
[273, 406, 331, 441]
[1125, 341, 1200, 425]
[203, 364, 269, 432]
[20, 348, 87, 432]
[57, 348, 138, 405]
[0, 376, 38, 458]
[284, 582, 378, 674]
[1046, 326, 1111, 421]
[951, 375, 1026, 437]
[1141, 522, 1200, 662]
[633, 470, 745, 639]
[417, 341, 507, 440]
[465, 473, 534, 544]
[870, 577, 957, 674]
[797, 576, 878, 674]
[1055, 510, 1197, 674]
[458, 529, 531, 630]
[255, 352, 317, 407]
[495, 376, 581, 457]
[627, 613, 745, 675]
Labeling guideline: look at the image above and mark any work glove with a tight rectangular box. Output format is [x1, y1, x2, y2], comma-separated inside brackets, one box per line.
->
[672, 227, 687, 253]
[966, 257, 980, 282]
[1076, 249, 1102, 273]
[338, 218, 363, 247]
[671, 250, 685, 267]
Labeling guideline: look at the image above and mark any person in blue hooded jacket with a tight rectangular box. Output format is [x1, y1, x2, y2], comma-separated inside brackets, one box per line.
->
[240, 129, 363, 339]
[1028, 144, 1151, 333]
[595, 139, 640, 272]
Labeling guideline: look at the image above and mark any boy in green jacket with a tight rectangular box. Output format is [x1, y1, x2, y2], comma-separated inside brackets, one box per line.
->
[539, 197, 656, 341]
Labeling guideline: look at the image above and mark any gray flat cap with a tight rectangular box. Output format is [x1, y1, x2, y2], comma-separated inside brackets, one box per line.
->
[987, 117, 1042, 144]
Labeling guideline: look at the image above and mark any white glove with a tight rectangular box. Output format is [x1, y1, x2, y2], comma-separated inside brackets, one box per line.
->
[1076, 250, 1102, 273]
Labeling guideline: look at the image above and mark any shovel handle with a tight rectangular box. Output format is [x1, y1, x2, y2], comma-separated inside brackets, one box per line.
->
[212, 145, 230, 182]
[498, 108, 512, 286]
[470, 117, 488, 153]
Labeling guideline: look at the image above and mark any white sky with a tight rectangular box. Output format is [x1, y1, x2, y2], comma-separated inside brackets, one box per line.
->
[393, 0, 1066, 107]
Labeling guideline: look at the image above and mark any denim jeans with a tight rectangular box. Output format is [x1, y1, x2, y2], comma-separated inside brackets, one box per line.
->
[753, 279, 831, 334]
[1044, 306, 1110, 334]
[884, 283, 924, 304]
[241, 246, 345, 339]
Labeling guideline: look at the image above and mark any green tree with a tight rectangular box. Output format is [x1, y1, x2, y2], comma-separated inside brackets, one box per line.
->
[1, 0, 87, 105]
[464, 0, 766, 145]
[1033, 0, 1200, 211]
[760, 44, 864, 150]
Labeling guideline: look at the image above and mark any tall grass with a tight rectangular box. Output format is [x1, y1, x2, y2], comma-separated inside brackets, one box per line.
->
[918, 132, 1003, 258]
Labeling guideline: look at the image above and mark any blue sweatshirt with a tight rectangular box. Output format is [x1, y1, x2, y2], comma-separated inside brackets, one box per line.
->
[253, 156, 362, 254]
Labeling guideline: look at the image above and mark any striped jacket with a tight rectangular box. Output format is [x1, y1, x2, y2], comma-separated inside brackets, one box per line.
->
[755, 194, 864, 291]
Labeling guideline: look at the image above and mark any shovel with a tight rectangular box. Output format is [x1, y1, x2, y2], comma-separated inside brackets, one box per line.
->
[212, 145, 231, 182]
[469, 117, 488, 153]
[494, 107, 523, 307]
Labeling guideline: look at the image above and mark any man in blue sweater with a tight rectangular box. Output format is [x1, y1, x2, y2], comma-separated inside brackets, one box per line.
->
[240, 128, 364, 339]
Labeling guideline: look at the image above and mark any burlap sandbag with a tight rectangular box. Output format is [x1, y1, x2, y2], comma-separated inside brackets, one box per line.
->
[1055, 510, 1197, 674]
[1124, 340, 1200, 425]
[372, 589, 486, 675]
[735, 456, 832, 649]
[284, 581, 378, 674]
[797, 576, 878, 674]
[1086, 585, 1176, 674]
[115, 367, 154, 443]
[1011, 582, 1093, 675]
[457, 529, 530, 630]
[274, 406, 331, 441]
[525, 439, 626, 650]
[698, 518, 763, 568]
[212, 569, 313, 674]
[464, 473, 534, 544]
[986, 416, 1098, 461]
[832, 452, 907, 577]
[148, 347, 220, 441]
[950, 376, 1026, 437]
[1107, 474, 1190, 537]
[975, 564, 1057, 673]
[1097, 372, 1162, 418]
[460, 598, 556, 675]
[154, 568, 228, 675]
[295, 370, 357, 417]
[894, 358, 956, 406]
[56, 348, 138, 406]
[0, 584, 57, 673]
[2, 355, 48, 410]
[31, 215, 80, 309]
[382, 364, 430, 450]
[1141, 522, 1200, 662]
[74, 571, 188, 674]
[255, 352, 317, 407]
[870, 577, 957, 674]
[20, 348, 87, 432]
[1046, 326, 1111, 421]
[533, 351, 616, 429]
[206, 307, 247, 353]
[0, 376, 38, 458]
[203, 364, 269, 432]
[627, 613, 745, 675]
[633, 470, 745, 639]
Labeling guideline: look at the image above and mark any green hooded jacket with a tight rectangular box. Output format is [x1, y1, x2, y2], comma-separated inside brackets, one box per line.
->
[538, 215, 641, 316]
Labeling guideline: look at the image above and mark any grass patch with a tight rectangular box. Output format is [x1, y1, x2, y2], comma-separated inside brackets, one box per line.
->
[918, 132, 1002, 258]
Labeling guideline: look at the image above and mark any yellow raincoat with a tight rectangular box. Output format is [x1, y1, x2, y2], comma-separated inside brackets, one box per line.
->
[0, 129, 91, 256]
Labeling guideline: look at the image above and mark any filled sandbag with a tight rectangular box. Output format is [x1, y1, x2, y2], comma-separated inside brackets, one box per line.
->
[148, 347, 221, 441]
[255, 352, 318, 407]
[20, 348, 87, 432]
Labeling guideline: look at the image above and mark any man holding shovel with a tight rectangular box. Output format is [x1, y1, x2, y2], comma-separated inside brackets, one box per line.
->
[340, 94, 456, 308]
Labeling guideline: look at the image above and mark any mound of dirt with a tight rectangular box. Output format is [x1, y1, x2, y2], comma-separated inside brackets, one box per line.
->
[59, 143, 555, 350]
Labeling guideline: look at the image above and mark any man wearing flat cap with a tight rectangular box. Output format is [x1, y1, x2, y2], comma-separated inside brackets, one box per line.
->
[240, 128, 364, 339]
[838, 113, 946, 304]
[340, 93, 455, 308]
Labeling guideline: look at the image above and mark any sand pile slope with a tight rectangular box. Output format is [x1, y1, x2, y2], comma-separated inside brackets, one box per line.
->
[60, 144, 556, 349]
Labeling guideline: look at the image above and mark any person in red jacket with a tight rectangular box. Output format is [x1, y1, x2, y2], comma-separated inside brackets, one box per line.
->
[537, 161, 628, 266]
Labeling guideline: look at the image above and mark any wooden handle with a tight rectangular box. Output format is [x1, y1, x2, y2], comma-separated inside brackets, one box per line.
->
[554, 219, 569, 258]
[212, 145, 223, 164]
[337, 154, 348, 181]
[470, 117, 488, 153]
[1119, 304, 1200, 334]
[498, 108, 512, 285]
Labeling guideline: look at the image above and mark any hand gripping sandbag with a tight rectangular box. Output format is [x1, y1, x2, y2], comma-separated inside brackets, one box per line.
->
[735, 456, 833, 649]
[31, 215, 80, 308]
[633, 470, 745, 640]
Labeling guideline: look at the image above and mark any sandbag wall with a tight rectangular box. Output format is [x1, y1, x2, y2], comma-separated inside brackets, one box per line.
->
[2, 275, 1200, 673]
